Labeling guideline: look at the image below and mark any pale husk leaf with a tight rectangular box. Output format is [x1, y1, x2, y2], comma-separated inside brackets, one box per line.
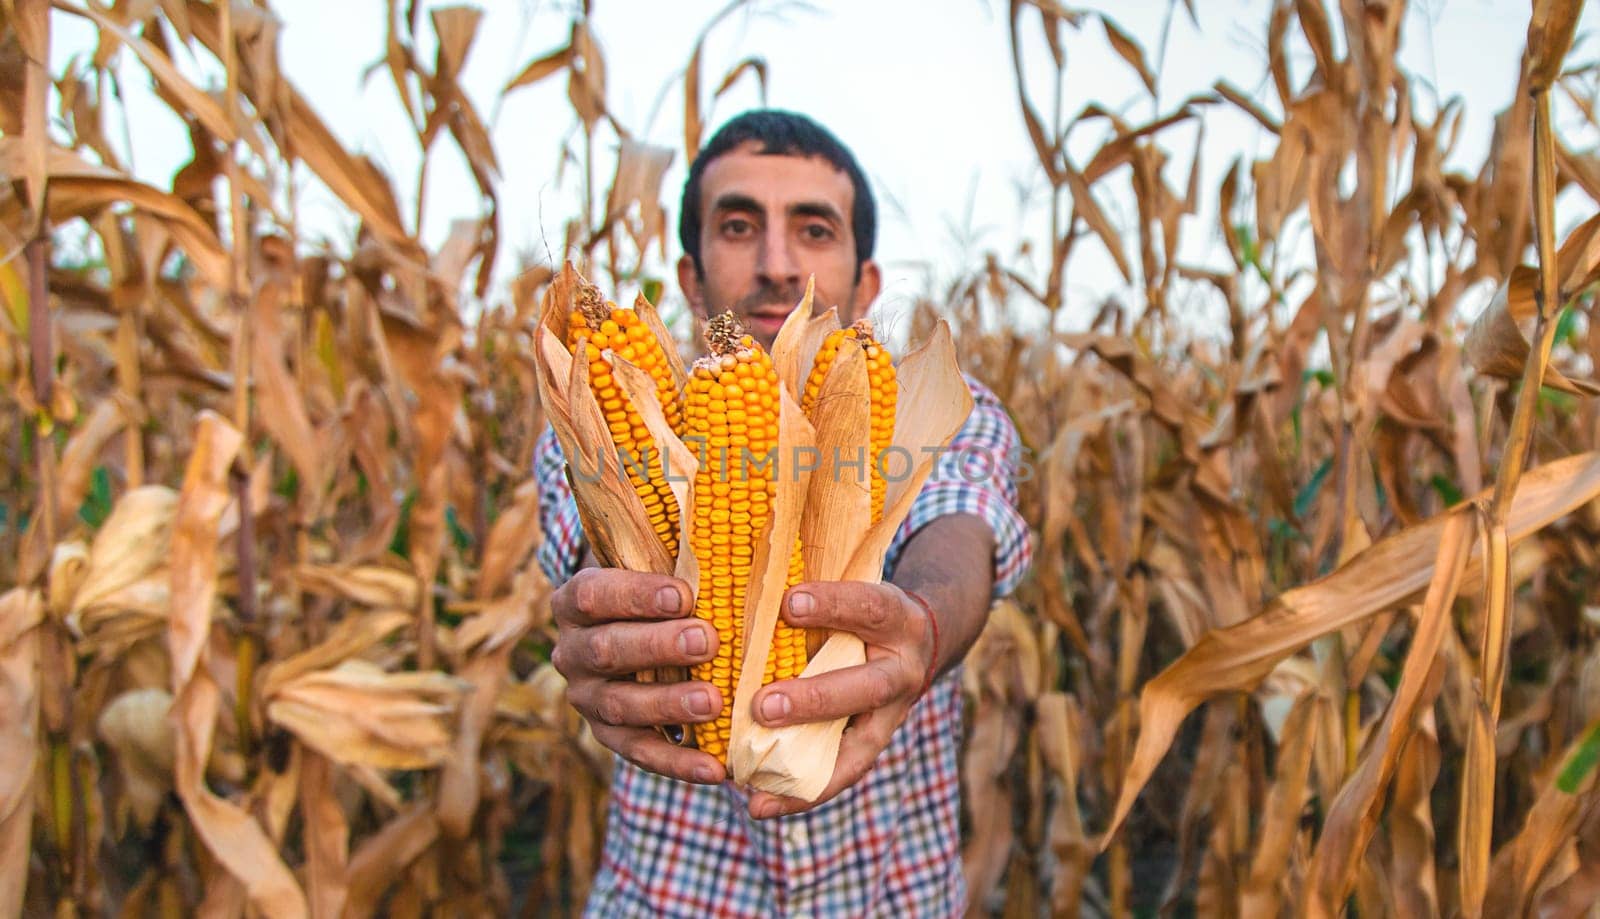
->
[532, 295, 672, 573]
[728, 383, 820, 795]
[731, 319, 973, 799]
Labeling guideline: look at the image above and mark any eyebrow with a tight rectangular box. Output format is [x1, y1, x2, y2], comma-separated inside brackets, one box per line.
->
[789, 201, 845, 225]
[709, 194, 845, 226]
[710, 193, 765, 217]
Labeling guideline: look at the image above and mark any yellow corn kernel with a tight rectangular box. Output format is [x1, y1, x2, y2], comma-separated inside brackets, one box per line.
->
[683, 313, 786, 762]
[800, 319, 897, 524]
[566, 284, 682, 556]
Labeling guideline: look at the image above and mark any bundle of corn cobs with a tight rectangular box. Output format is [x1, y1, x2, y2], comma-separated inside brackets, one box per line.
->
[532, 263, 972, 799]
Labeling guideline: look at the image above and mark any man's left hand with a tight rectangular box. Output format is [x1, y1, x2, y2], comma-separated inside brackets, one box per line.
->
[744, 580, 936, 819]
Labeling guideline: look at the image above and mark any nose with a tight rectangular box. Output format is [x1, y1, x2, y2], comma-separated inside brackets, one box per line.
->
[756, 225, 801, 289]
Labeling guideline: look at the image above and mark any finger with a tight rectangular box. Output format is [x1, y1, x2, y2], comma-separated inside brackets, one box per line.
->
[557, 619, 718, 678]
[590, 722, 727, 785]
[569, 678, 723, 729]
[552, 567, 690, 628]
[747, 707, 899, 819]
[782, 581, 915, 645]
[750, 657, 916, 728]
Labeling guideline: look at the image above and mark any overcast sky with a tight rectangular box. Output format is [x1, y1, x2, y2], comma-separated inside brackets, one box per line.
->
[51, 0, 1600, 335]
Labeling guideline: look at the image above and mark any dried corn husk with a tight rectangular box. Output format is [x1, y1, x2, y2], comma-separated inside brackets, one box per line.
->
[728, 283, 974, 800]
[532, 261, 685, 575]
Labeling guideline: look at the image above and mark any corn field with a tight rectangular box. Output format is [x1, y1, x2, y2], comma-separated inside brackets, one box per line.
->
[3, 0, 1600, 915]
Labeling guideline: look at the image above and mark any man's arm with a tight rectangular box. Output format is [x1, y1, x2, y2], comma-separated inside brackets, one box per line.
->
[887, 512, 995, 679]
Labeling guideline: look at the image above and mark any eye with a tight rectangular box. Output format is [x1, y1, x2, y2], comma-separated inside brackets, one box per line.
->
[721, 217, 755, 239]
[801, 222, 835, 242]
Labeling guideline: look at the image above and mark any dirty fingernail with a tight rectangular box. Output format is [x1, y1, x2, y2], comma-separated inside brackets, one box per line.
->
[760, 692, 791, 722]
[657, 586, 682, 613]
[678, 625, 708, 657]
[789, 591, 814, 619]
[695, 764, 719, 784]
[687, 689, 714, 716]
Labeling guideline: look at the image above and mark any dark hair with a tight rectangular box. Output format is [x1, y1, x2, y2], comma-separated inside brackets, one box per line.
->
[678, 109, 877, 279]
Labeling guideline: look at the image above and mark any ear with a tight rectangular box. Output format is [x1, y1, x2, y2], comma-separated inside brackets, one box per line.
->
[849, 259, 882, 315]
[678, 254, 708, 322]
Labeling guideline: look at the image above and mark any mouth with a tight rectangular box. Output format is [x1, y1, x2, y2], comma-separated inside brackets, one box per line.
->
[743, 308, 792, 339]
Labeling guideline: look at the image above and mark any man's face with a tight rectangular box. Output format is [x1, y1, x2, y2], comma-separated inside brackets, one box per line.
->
[678, 143, 882, 351]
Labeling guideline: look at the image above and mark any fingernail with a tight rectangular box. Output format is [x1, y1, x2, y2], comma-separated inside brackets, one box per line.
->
[695, 764, 719, 784]
[789, 591, 814, 620]
[657, 586, 682, 613]
[754, 800, 780, 819]
[678, 625, 708, 657]
[687, 689, 714, 716]
[760, 692, 791, 722]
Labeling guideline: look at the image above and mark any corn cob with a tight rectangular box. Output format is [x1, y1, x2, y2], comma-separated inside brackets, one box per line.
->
[801, 319, 897, 524]
[685, 313, 807, 761]
[765, 539, 808, 685]
[566, 284, 682, 556]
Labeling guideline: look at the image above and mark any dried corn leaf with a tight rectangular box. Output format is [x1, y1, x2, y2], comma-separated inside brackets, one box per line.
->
[96, 687, 175, 830]
[293, 564, 420, 611]
[533, 264, 673, 574]
[258, 610, 412, 698]
[1239, 691, 1319, 918]
[67, 485, 176, 618]
[1106, 451, 1600, 840]
[504, 42, 571, 94]
[1305, 510, 1473, 912]
[0, 588, 41, 919]
[14, 0, 47, 227]
[169, 411, 306, 916]
[343, 806, 439, 919]
[267, 661, 466, 770]
[1484, 715, 1600, 916]
[299, 749, 349, 918]
[0, 140, 228, 289]
[1465, 266, 1600, 397]
[438, 564, 547, 837]
[475, 478, 543, 601]
[1525, 0, 1583, 92]
[252, 279, 325, 511]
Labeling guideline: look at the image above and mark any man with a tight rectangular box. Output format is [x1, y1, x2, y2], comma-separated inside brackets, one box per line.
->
[534, 109, 1032, 917]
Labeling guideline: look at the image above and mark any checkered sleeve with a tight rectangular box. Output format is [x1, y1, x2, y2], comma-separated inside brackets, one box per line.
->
[883, 375, 1033, 599]
[533, 426, 588, 587]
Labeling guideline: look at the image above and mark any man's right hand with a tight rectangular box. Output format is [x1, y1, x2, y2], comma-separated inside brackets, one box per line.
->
[550, 567, 727, 784]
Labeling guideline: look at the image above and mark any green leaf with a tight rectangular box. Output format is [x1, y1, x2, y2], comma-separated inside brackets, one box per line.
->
[77, 465, 113, 529]
[1555, 304, 1581, 348]
[641, 277, 663, 306]
[1294, 458, 1333, 520]
[1558, 722, 1600, 793]
[275, 464, 301, 500]
[1429, 474, 1464, 506]
[390, 490, 417, 560]
[446, 505, 473, 552]
[1539, 386, 1577, 414]
[1234, 223, 1259, 269]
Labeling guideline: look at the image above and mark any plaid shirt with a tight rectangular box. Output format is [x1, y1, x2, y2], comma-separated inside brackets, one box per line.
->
[534, 374, 1032, 918]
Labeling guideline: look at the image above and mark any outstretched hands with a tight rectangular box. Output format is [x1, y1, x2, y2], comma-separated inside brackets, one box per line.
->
[550, 567, 727, 785]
